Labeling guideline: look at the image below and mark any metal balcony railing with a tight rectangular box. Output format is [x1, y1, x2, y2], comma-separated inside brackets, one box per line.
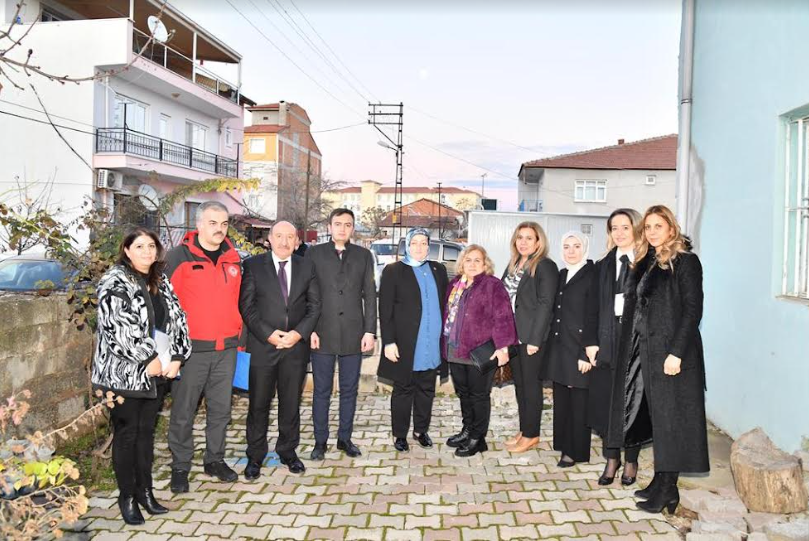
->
[518, 199, 543, 212]
[96, 127, 238, 177]
[132, 28, 239, 104]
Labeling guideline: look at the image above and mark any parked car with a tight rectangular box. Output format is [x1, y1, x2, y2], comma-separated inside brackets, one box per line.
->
[369, 239, 399, 267]
[0, 255, 69, 291]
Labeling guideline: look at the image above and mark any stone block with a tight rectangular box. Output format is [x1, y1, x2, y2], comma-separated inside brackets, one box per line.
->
[764, 518, 809, 541]
[731, 428, 808, 513]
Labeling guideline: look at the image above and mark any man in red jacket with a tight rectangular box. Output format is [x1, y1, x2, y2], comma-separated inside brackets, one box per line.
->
[165, 201, 242, 493]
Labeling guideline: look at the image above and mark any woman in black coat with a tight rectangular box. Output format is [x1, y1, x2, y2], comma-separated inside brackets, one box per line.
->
[545, 231, 599, 467]
[585, 208, 644, 486]
[606, 205, 708, 514]
[378, 228, 449, 452]
[501, 221, 558, 453]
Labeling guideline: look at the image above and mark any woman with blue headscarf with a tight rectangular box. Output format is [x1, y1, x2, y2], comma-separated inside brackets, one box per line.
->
[377, 228, 449, 452]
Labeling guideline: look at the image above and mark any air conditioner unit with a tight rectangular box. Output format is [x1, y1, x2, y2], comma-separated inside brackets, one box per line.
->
[96, 169, 123, 191]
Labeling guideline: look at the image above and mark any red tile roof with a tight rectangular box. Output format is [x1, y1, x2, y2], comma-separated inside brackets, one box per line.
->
[245, 125, 286, 134]
[521, 134, 677, 171]
[379, 199, 463, 227]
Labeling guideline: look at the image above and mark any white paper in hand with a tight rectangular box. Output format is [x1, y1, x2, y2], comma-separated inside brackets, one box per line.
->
[153, 330, 172, 371]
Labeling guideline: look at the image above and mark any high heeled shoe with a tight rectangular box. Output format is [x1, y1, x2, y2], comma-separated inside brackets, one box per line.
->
[636, 472, 679, 514]
[598, 460, 621, 486]
[621, 462, 638, 486]
[135, 487, 168, 515]
[634, 472, 660, 499]
[507, 436, 539, 453]
[118, 494, 145, 525]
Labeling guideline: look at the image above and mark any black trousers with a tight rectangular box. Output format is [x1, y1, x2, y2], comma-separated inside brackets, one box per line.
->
[110, 381, 166, 495]
[552, 382, 591, 463]
[311, 352, 362, 444]
[246, 352, 307, 462]
[450, 363, 495, 440]
[603, 442, 640, 462]
[511, 344, 543, 438]
[391, 369, 437, 438]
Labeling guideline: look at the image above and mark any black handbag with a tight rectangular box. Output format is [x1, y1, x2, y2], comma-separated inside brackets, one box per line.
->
[470, 341, 517, 375]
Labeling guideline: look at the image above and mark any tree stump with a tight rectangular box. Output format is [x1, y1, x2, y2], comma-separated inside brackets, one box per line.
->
[730, 428, 808, 514]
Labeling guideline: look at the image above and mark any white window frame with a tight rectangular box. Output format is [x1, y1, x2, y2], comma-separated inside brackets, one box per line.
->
[159, 114, 171, 140]
[574, 179, 607, 203]
[113, 95, 148, 133]
[782, 116, 809, 299]
[225, 127, 233, 148]
[646, 174, 657, 186]
[249, 137, 265, 154]
[185, 120, 207, 151]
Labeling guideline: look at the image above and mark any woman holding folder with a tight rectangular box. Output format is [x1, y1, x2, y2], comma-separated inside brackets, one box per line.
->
[92, 227, 190, 525]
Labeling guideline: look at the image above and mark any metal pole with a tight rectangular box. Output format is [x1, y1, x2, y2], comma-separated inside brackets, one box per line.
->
[437, 182, 442, 239]
[481, 173, 487, 200]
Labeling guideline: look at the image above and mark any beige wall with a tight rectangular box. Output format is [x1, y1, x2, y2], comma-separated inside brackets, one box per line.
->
[518, 168, 676, 215]
[324, 184, 481, 218]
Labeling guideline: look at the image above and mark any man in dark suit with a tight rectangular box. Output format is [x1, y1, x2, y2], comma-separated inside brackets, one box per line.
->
[305, 209, 377, 460]
[239, 220, 321, 476]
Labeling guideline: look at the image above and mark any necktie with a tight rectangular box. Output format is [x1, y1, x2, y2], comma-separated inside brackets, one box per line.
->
[616, 254, 630, 294]
[336, 249, 344, 260]
[278, 260, 289, 304]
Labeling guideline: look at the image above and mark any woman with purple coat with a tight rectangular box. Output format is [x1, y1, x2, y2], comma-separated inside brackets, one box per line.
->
[442, 244, 517, 457]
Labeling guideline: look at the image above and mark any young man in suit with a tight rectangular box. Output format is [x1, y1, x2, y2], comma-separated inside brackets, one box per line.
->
[239, 220, 321, 476]
[305, 209, 377, 460]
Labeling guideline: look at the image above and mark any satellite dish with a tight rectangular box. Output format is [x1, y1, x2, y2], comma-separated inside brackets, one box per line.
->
[137, 184, 159, 212]
[147, 16, 169, 43]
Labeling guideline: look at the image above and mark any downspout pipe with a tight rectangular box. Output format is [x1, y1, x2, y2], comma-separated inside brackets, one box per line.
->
[676, 0, 696, 233]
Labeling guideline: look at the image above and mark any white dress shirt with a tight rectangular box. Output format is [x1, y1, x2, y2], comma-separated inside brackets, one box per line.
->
[614, 248, 634, 317]
[272, 252, 292, 294]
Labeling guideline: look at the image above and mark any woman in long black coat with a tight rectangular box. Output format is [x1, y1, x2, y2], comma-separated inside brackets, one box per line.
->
[378, 228, 449, 452]
[501, 221, 558, 453]
[606, 205, 709, 514]
[585, 208, 644, 486]
[545, 231, 599, 467]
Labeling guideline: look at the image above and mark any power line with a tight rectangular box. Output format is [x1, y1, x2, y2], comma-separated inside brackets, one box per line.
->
[224, 0, 366, 119]
[287, 0, 380, 103]
[0, 109, 96, 136]
[409, 105, 541, 154]
[0, 99, 97, 129]
[265, 0, 370, 104]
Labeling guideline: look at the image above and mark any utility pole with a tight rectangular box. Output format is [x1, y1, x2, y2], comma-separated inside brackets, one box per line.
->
[437, 182, 442, 239]
[303, 149, 311, 242]
[480, 173, 487, 200]
[369, 102, 404, 252]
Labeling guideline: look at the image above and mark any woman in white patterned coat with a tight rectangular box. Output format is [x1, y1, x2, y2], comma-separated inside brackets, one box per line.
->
[91, 227, 190, 525]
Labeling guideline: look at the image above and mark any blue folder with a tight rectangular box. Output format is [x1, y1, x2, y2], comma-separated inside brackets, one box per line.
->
[233, 350, 251, 391]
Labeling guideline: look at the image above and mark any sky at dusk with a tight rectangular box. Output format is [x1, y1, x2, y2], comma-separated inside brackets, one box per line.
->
[173, 0, 682, 210]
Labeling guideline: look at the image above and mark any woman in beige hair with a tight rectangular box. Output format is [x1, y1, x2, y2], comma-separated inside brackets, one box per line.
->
[501, 222, 558, 453]
[442, 245, 517, 457]
[605, 205, 708, 514]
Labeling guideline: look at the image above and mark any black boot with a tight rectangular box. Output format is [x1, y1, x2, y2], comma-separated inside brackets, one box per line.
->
[634, 472, 661, 499]
[454, 437, 488, 457]
[447, 427, 470, 448]
[636, 472, 679, 514]
[135, 487, 169, 515]
[118, 494, 145, 525]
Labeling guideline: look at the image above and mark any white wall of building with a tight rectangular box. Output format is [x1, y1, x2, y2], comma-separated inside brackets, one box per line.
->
[519, 168, 676, 215]
[242, 161, 279, 220]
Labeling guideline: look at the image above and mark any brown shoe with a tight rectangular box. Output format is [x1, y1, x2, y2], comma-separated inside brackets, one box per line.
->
[508, 436, 539, 453]
[505, 431, 522, 446]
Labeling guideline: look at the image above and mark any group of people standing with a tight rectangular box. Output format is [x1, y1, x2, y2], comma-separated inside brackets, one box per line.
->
[91, 200, 708, 526]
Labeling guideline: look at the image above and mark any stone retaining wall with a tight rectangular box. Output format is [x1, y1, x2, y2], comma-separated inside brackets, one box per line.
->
[0, 292, 92, 431]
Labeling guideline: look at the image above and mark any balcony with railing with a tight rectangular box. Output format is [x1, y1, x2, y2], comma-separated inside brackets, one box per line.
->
[518, 199, 544, 212]
[132, 28, 239, 104]
[96, 127, 237, 177]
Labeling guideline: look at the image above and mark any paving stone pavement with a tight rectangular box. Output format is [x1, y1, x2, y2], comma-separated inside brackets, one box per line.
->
[75, 391, 686, 541]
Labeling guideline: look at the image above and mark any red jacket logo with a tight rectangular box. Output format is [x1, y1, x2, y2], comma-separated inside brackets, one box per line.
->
[228, 266, 239, 277]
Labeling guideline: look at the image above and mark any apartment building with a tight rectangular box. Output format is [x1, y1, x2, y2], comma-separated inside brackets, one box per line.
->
[0, 0, 251, 246]
[324, 179, 481, 218]
[242, 102, 322, 221]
